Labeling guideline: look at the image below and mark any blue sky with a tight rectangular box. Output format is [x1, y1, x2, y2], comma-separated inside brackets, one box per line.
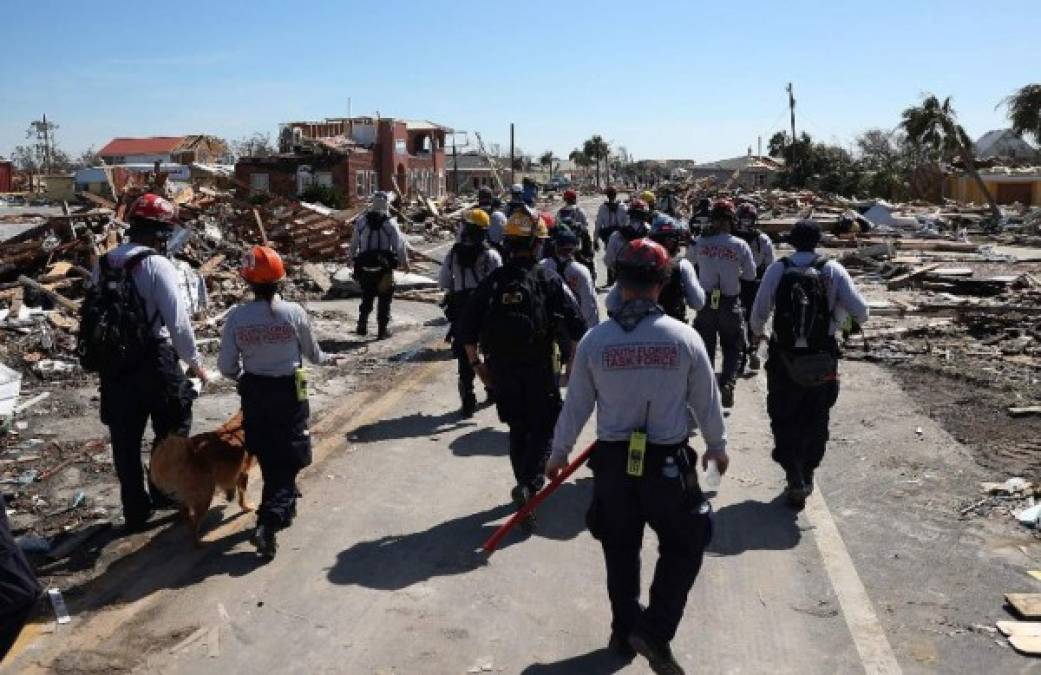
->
[1, 0, 1038, 163]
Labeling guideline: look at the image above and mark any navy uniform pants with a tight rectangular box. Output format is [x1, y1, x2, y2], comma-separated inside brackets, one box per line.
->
[765, 345, 841, 486]
[239, 374, 312, 530]
[0, 494, 42, 661]
[739, 279, 760, 362]
[359, 270, 394, 329]
[99, 343, 195, 524]
[587, 442, 713, 644]
[693, 295, 746, 387]
[491, 359, 560, 492]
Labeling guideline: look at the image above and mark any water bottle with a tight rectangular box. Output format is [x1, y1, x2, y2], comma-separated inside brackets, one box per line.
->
[704, 459, 722, 489]
[663, 457, 679, 479]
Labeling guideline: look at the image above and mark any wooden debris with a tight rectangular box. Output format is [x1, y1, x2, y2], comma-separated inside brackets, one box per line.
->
[886, 264, 940, 290]
[1009, 407, 1041, 418]
[1006, 593, 1041, 619]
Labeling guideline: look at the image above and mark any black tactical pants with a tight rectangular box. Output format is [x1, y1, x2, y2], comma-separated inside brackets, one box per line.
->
[359, 270, 394, 330]
[739, 279, 760, 365]
[693, 295, 746, 387]
[100, 343, 195, 524]
[239, 374, 312, 531]
[587, 442, 712, 644]
[491, 360, 560, 492]
[765, 346, 841, 487]
[0, 495, 42, 661]
[451, 334, 476, 405]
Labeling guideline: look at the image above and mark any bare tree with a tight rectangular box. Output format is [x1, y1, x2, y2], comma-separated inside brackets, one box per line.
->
[231, 132, 276, 160]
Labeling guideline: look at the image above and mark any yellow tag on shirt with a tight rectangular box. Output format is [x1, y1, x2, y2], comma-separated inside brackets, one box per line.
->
[627, 431, 647, 477]
[710, 289, 721, 309]
[294, 367, 309, 402]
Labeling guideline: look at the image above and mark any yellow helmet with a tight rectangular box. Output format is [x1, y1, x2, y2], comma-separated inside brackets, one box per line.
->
[464, 208, 491, 229]
[640, 190, 657, 207]
[505, 207, 549, 239]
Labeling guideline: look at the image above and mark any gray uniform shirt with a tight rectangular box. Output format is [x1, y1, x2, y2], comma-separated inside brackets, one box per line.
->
[550, 313, 727, 465]
[94, 243, 201, 369]
[750, 232, 776, 272]
[438, 245, 502, 292]
[488, 210, 507, 245]
[604, 258, 705, 313]
[595, 202, 629, 240]
[686, 233, 757, 296]
[350, 214, 407, 263]
[541, 257, 599, 330]
[218, 297, 327, 379]
[604, 230, 637, 270]
[750, 252, 870, 338]
[557, 205, 590, 232]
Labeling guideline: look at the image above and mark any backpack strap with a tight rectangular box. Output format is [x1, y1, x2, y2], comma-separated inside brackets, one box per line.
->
[780, 257, 793, 269]
[121, 249, 161, 329]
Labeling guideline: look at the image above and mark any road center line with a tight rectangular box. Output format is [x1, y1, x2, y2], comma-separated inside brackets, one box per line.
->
[754, 368, 901, 674]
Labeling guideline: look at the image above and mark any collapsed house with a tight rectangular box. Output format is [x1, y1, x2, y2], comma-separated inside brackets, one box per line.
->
[235, 117, 451, 206]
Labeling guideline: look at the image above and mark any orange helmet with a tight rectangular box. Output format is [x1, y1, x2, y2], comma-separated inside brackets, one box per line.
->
[240, 245, 286, 284]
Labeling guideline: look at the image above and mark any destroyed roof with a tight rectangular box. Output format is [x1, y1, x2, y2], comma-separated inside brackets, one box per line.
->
[446, 154, 495, 171]
[98, 137, 185, 157]
[404, 120, 452, 132]
[691, 155, 784, 171]
[975, 129, 1039, 160]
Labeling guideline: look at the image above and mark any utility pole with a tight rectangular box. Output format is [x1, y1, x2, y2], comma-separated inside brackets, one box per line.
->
[509, 123, 515, 187]
[787, 82, 796, 142]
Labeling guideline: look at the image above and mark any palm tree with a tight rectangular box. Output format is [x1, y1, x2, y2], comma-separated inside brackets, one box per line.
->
[583, 135, 611, 188]
[900, 94, 1001, 221]
[539, 150, 556, 179]
[569, 148, 590, 181]
[1001, 84, 1041, 145]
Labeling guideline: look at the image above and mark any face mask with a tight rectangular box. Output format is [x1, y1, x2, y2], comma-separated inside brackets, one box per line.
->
[609, 298, 662, 332]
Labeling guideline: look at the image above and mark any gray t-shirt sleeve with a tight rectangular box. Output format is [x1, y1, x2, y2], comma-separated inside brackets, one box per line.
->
[217, 312, 242, 379]
[290, 303, 327, 365]
[149, 257, 201, 368]
[551, 333, 597, 464]
[679, 259, 705, 310]
[686, 332, 727, 452]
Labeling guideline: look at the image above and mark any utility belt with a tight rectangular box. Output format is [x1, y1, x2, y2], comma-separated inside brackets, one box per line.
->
[239, 370, 309, 402]
[705, 290, 740, 310]
[595, 439, 705, 501]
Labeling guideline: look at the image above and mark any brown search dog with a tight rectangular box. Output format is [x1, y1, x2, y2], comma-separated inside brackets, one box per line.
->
[150, 412, 255, 544]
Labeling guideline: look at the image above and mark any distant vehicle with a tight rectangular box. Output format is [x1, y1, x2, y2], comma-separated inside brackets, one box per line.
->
[544, 177, 571, 192]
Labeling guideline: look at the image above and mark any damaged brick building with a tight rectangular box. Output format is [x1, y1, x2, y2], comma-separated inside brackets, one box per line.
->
[234, 117, 450, 206]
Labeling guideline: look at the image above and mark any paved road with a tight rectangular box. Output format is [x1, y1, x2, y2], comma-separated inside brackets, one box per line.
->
[6, 197, 1034, 673]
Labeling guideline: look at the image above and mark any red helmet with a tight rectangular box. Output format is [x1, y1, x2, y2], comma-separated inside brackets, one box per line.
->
[240, 245, 286, 284]
[563, 188, 578, 203]
[615, 238, 670, 287]
[127, 193, 178, 228]
[628, 197, 649, 214]
[736, 202, 758, 222]
[541, 211, 556, 230]
[710, 199, 737, 221]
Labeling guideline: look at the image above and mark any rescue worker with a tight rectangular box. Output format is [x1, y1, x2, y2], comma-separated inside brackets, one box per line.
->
[542, 225, 599, 334]
[458, 207, 586, 531]
[687, 199, 756, 408]
[604, 197, 652, 281]
[606, 214, 705, 322]
[749, 220, 869, 507]
[0, 493, 42, 660]
[94, 194, 207, 531]
[733, 202, 775, 372]
[547, 238, 727, 674]
[557, 189, 596, 279]
[218, 245, 340, 558]
[439, 209, 502, 417]
[506, 183, 526, 217]
[477, 186, 507, 247]
[351, 191, 409, 339]
[522, 177, 539, 206]
[639, 189, 657, 215]
[595, 185, 629, 254]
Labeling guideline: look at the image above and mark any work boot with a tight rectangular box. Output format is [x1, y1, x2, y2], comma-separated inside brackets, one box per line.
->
[251, 523, 277, 559]
[511, 485, 537, 533]
[785, 481, 809, 509]
[355, 318, 368, 336]
[748, 352, 762, 371]
[720, 382, 735, 409]
[483, 387, 496, 406]
[377, 324, 392, 340]
[628, 628, 685, 675]
[608, 633, 637, 660]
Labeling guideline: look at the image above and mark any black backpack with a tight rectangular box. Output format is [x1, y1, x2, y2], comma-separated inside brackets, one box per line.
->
[658, 264, 687, 321]
[77, 250, 159, 375]
[450, 242, 485, 285]
[354, 216, 398, 280]
[480, 265, 551, 362]
[773, 257, 831, 352]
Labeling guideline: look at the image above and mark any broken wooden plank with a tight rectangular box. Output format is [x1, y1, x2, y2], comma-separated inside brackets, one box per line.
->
[198, 255, 227, 276]
[1009, 407, 1041, 418]
[886, 264, 940, 290]
[1006, 593, 1041, 619]
[998, 621, 1041, 638]
[1009, 634, 1041, 656]
[17, 275, 80, 313]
